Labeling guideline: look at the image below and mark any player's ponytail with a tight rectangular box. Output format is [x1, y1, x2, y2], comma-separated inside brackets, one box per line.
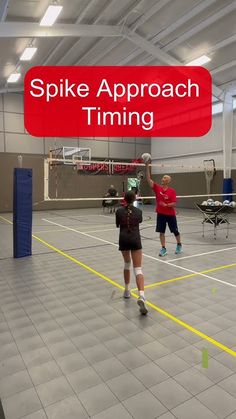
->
[124, 191, 136, 231]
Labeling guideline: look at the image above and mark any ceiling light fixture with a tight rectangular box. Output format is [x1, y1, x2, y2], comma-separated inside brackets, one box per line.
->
[39, 5, 63, 27]
[186, 55, 211, 66]
[20, 47, 38, 61]
[7, 73, 21, 83]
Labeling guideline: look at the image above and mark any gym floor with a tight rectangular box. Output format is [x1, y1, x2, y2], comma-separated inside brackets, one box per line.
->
[0, 207, 236, 419]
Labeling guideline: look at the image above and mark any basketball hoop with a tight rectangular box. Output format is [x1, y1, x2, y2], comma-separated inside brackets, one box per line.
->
[203, 159, 216, 197]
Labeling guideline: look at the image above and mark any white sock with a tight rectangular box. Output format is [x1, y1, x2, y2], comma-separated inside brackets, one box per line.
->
[125, 283, 130, 291]
[139, 290, 145, 298]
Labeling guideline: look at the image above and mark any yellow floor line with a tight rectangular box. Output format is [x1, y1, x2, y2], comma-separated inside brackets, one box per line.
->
[135, 273, 196, 289]
[31, 235, 236, 358]
[1, 215, 236, 358]
[0, 216, 12, 224]
[132, 262, 236, 291]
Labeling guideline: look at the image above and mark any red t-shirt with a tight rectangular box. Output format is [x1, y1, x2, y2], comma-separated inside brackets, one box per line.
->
[152, 183, 176, 215]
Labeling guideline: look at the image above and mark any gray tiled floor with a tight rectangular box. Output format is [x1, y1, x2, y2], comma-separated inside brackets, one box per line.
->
[0, 208, 236, 418]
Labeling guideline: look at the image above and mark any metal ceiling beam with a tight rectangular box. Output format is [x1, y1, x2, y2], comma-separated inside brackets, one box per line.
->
[211, 59, 236, 75]
[0, 86, 23, 93]
[151, 0, 217, 44]
[0, 22, 122, 38]
[130, 0, 171, 31]
[76, 0, 101, 23]
[59, 0, 119, 65]
[43, 0, 100, 65]
[218, 80, 236, 94]
[176, 33, 236, 65]
[163, 1, 236, 52]
[0, 0, 9, 21]
[125, 30, 224, 100]
[139, 33, 236, 67]
[74, 0, 145, 65]
[208, 33, 236, 53]
[88, 0, 171, 65]
[117, 0, 224, 65]
[125, 31, 179, 65]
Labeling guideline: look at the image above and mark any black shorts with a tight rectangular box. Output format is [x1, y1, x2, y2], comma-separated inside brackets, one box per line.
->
[119, 232, 142, 251]
[156, 213, 178, 234]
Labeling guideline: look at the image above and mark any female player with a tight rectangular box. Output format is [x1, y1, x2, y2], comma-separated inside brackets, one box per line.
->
[116, 190, 148, 315]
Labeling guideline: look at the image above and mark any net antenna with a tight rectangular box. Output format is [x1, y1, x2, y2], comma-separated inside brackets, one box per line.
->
[203, 159, 216, 197]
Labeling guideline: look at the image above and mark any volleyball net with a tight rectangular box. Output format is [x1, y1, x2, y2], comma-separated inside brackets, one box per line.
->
[42, 147, 236, 212]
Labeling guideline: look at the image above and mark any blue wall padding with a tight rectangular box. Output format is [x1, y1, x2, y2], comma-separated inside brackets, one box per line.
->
[223, 178, 233, 202]
[13, 168, 32, 258]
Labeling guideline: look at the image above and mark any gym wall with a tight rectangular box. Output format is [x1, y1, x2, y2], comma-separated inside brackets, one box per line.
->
[0, 93, 151, 212]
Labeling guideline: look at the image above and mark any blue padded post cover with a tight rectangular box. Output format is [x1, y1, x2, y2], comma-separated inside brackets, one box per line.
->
[13, 168, 32, 258]
[223, 178, 233, 202]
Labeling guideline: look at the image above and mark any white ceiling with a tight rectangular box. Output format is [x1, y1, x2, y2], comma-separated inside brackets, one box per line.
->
[0, 0, 235, 97]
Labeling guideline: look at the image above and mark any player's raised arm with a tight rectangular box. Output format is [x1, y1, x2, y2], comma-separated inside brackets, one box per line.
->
[142, 153, 154, 189]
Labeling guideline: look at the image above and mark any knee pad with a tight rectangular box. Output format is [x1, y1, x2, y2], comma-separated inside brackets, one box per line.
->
[134, 267, 143, 276]
[124, 262, 131, 270]
[174, 230, 180, 237]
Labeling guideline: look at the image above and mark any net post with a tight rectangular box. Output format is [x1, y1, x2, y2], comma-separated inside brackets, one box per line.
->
[13, 168, 32, 258]
[44, 159, 49, 201]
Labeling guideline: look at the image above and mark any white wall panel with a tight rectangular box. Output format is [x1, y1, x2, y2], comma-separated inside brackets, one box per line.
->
[152, 152, 223, 174]
[0, 112, 3, 131]
[4, 94, 24, 114]
[150, 113, 236, 174]
[123, 137, 136, 143]
[109, 137, 123, 142]
[152, 115, 224, 160]
[109, 142, 135, 159]
[4, 113, 24, 133]
[136, 144, 150, 159]
[135, 137, 151, 145]
[5, 133, 44, 154]
[79, 139, 108, 158]
[45, 138, 79, 155]
[233, 114, 236, 147]
[0, 132, 4, 151]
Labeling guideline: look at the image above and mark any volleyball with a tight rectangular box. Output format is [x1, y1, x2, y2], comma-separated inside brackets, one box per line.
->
[230, 201, 236, 208]
[141, 153, 152, 163]
[223, 200, 230, 205]
[202, 201, 207, 206]
[207, 199, 214, 205]
[214, 201, 222, 206]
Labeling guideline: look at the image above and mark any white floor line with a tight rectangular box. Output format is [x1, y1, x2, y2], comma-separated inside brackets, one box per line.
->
[168, 246, 236, 262]
[98, 214, 116, 219]
[177, 219, 199, 224]
[177, 214, 201, 219]
[85, 222, 154, 234]
[85, 227, 118, 233]
[42, 218, 236, 289]
[42, 218, 119, 247]
[84, 219, 198, 234]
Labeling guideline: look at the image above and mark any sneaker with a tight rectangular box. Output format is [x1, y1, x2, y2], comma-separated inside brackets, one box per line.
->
[159, 247, 167, 257]
[123, 289, 131, 299]
[137, 297, 148, 315]
[175, 244, 183, 254]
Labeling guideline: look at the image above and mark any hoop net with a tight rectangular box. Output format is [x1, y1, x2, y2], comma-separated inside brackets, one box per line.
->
[203, 159, 216, 197]
[49, 147, 91, 167]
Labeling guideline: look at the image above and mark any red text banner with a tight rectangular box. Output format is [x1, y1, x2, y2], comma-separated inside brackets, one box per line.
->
[24, 66, 212, 137]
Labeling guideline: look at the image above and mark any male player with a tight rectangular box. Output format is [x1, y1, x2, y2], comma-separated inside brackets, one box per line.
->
[145, 161, 182, 256]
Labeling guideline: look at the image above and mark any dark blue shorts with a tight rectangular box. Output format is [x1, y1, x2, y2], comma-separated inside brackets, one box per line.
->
[156, 213, 179, 234]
